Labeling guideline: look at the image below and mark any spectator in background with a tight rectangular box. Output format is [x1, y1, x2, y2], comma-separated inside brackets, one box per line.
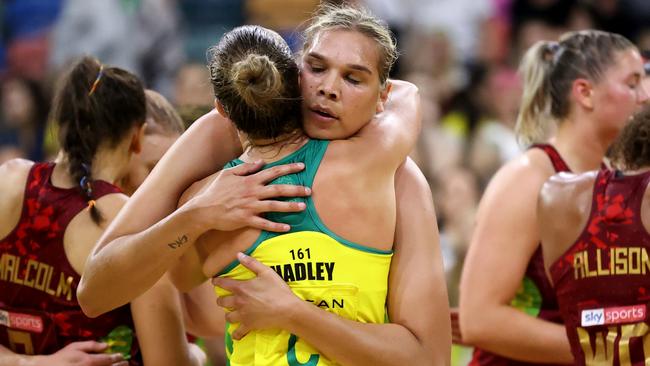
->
[3, 0, 62, 81]
[437, 167, 479, 305]
[510, 0, 578, 37]
[0, 77, 49, 161]
[408, 0, 496, 66]
[588, 0, 650, 44]
[468, 66, 522, 189]
[245, 0, 320, 51]
[356, 0, 409, 76]
[178, 0, 245, 62]
[173, 63, 215, 111]
[508, 0, 597, 62]
[0, 2, 6, 78]
[49, 0, 184, 98]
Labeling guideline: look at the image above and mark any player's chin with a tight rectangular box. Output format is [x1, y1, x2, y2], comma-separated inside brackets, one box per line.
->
[304, 124, 336, 140]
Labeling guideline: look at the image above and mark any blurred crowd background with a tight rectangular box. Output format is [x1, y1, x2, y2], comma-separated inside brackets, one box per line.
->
[1, 1, 649, 362]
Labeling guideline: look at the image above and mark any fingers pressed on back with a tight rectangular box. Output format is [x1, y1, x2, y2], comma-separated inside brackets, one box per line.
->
[216, 295, 236, 309]
[213, 277, 241, 292]
[253, 163, 305, 184]
[256, 185, 311, 200]
[229, 160, 265, 176]
[232, 324, 249, 340]
[246, 216, 291, 233]
[237, 252, 267, 275]
[252, 199, 306, 214]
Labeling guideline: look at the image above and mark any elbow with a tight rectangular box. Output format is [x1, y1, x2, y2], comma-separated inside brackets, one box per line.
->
[414, 349, 449, 366]
[398, 344, 447, 366]
[409, 83, 421, 103]
[458, 306, 490, 347]
[392, 79, 419, 96]
[396, 329, 449, 366]
[399, 81, 420, 103]
[76, 279, 103, 318]
[459, 324, 483, 347]
[389, 80, 420, 106]
[401, 81, 422, 131]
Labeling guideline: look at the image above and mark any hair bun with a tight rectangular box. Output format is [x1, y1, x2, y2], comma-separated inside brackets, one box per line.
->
[231, 54, 282, 109]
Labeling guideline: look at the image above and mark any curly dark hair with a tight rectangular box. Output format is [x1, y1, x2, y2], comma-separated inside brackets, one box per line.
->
[610, 105, 650, 171]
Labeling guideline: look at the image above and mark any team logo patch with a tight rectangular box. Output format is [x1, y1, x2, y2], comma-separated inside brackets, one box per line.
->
[0, 310, 8, 327]
[0, 310, 44, 333]
[581, 305, 646, 327]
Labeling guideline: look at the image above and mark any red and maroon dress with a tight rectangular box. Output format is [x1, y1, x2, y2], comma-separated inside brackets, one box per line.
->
[551, 168, 650, 365]
[470, 144, 570, 366]
[0, 162, 140, 364]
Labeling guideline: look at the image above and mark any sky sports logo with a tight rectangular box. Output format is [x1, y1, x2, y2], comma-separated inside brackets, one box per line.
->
[581, 305, 646, 327]
[0, 309, 43, 333]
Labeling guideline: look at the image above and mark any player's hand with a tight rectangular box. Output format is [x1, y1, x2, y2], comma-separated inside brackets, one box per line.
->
[187, 161, 311, 233]
[35, 341, 127, 366]
[213, 252, 301, 340]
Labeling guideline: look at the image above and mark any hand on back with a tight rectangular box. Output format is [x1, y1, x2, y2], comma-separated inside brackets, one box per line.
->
[184, 160, 311, 233]
[213, 252, 299, 340]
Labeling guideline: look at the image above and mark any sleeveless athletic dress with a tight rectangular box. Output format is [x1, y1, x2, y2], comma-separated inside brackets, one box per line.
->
[551, 168, 650, 366]
[216, 139, 393, 366]
[0, 162, 140, 364]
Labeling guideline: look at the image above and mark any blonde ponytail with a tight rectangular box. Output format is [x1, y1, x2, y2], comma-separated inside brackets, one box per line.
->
[515, 41, 556, 145]
[516, 31, 635, 146]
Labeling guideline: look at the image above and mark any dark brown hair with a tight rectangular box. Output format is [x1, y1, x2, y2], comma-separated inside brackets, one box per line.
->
[207, 25, 301, 141]
[610, 105, 650, 170]
[51, 56, 146, 224]
[516, 30, 635, 144]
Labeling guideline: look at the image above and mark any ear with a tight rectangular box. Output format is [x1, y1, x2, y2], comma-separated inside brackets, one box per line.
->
[130, 123, 146, 154]
[571, 78, 594, 110]
[375, 81, 393, 113]
[215, 99, 228, 118]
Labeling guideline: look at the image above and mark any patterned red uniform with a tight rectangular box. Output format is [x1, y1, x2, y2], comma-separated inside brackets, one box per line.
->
[551, 168, 650, 366]
[470, 144, 569, 366]
[0, 162, 140, 364]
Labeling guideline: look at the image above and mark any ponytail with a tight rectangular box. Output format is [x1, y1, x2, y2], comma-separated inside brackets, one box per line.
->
[516, 31, 635, 146]
[515, 41, 557, 145]
[51, 56, 145, 225]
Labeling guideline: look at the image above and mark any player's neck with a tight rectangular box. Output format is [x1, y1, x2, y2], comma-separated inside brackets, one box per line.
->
[239, 130, 309, 163]
[553, 118, 608, 173]
[53, 147, 129, 187]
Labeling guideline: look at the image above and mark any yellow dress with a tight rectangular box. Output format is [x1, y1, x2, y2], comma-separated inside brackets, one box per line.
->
[216, 139, 393, 366]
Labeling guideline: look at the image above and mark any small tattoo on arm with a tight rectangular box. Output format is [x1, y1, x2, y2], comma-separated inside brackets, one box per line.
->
[167, 234, 188, 249]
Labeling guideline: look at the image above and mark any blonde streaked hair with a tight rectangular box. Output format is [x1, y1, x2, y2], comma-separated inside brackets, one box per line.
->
[302, 3, 397, 87]
[516, 30, 634, 145]
[144, 90, 184, 135]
